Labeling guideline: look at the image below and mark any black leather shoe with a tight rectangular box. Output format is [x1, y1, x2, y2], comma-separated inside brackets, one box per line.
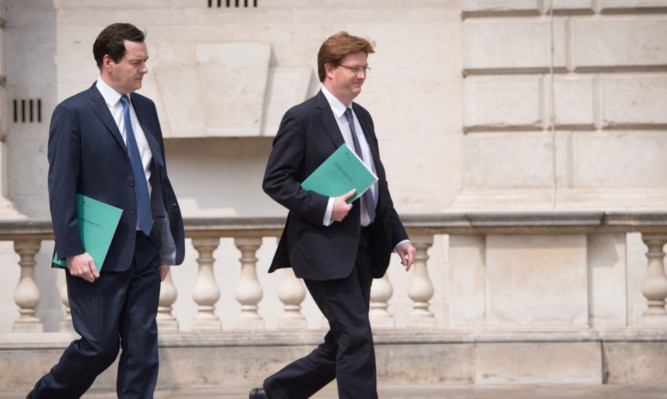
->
[249, 387, 269, 399]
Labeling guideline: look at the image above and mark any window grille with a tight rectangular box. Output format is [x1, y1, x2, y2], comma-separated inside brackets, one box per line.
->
[12, 99, 42, 123]
[208, 0, 257, 7]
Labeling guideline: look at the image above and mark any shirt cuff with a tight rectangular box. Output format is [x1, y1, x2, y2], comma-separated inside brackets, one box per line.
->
[394, 239, 410, 251]
[323, 197, 334, 226]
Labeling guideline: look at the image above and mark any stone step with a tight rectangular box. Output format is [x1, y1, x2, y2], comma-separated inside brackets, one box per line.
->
[3, 329, 667, 390]
[3, 384, 667, 399]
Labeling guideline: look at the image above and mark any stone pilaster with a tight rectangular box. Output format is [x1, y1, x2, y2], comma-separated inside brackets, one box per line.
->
[0, 0, 25, 220]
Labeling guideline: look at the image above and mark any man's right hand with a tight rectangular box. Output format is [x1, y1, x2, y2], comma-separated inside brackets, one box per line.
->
[67, 253, 99, 283]
[331, 189, 356, 222]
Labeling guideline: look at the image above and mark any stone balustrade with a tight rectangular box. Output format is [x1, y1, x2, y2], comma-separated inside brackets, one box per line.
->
[4, 212, 667, 388]
[6, 212, 667, 334]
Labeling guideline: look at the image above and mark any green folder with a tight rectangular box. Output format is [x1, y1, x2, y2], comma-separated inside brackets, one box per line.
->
[301, 143, 378, 203]
[53, 194, 123, 271]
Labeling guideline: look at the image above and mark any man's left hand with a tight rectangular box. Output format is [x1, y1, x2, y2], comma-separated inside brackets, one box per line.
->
[159, 264, 170, 281]
[396, 242, 416, 271]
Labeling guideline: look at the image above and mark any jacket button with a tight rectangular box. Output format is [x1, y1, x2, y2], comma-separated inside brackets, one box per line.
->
[130, 209, 136, 215]
[130, 180, 135, 187]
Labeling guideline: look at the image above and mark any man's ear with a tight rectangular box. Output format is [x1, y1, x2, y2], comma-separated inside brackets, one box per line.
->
[324, 62, 335, 78]
[102, 54, 114, 73]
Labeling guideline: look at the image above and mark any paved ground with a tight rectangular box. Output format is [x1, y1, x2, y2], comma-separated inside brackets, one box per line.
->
[3, 384, 667, 399]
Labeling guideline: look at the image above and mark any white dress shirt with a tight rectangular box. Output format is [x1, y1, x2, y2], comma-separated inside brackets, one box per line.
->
[95, 78, 153, 197]
[320, 86, 378, 227]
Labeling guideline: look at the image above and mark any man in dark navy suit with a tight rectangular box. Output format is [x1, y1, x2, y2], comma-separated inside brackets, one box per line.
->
[251, 32, 416, 399]
[27, 23, 185, 399]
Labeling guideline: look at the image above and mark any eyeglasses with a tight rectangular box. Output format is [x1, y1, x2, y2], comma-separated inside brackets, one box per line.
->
[337, 64, 371, 75]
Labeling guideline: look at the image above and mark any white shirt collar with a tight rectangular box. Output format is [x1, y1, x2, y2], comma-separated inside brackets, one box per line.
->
[321, 86, 350, 119]
[95, 77, 125, 107]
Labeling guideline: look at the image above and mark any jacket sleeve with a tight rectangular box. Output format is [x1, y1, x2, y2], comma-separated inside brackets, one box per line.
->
[262, 108, 330, 226]
[48, 103, 85, 259]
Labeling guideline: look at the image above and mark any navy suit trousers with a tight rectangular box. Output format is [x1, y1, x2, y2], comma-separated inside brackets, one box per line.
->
[32, 231, 161, 399]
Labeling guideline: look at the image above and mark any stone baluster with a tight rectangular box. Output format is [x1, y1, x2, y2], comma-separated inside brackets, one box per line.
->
[13, 239, 42, 332]
[407, 234, 436, 327]
[157, 269, 179, 332]
[370, 274, 394, 328]
[277, 268, 307, 329]
[59, 281, 73, 332]
[641, 234, 667, 323]
[191, 237, 222, 330]
[234, 237, 264, 330]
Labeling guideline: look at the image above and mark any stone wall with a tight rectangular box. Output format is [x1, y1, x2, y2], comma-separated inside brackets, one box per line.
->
[0, 0, 4, 139]
[453, 0, 667, 211]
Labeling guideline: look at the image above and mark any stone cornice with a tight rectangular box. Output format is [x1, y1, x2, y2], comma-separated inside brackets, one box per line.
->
[401, 211, 667, 235]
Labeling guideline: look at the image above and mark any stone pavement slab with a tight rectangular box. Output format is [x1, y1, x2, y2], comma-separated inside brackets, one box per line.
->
[1, 384, 667, 398]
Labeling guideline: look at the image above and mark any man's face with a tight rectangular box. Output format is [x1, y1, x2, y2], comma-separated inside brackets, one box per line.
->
[325, 51, 368, 105]
[104, 40, 148, 95]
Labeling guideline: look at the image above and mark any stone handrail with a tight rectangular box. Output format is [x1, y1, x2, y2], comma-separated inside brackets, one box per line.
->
[3, 211, 667, 238]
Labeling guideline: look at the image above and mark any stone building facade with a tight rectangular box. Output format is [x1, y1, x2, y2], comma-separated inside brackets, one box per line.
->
[1, 0, 667, 389]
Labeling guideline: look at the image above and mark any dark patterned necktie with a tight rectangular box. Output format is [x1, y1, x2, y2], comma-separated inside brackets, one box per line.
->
[344, 108, 376, 223]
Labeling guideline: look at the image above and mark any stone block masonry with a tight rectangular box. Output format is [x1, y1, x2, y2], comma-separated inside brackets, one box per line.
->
[456, 1, 667, 210]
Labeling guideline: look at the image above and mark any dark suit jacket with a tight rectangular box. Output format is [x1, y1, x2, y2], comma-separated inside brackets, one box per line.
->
[48, 83, 185, 272]
[263, 90, 408, 281]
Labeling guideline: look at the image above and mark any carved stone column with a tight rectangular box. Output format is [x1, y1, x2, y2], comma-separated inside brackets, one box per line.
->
[407, 234, 436, 327]
[157, 270, 179, 332]
[13, 239, 42, 332]
[234, 237, 264, 330]
[277, 268, 306, 330]
[641, 234, 667, 324]
[370, 273, 394, 328]
[191, 237, 222, 331]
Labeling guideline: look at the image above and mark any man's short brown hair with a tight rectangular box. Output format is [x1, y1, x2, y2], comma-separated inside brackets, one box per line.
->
[317, 31, 375, 82]
[93, 23, 145, 69]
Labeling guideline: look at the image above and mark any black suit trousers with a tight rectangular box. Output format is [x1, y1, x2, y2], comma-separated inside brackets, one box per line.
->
[32, 232, 161, 399]
[264, 229, 378, 399]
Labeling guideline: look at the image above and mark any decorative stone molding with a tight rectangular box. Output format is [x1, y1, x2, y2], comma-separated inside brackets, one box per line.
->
[128, 43, 315, 138]
[462, 0, 542, 18]
[600, 0, 667, 14]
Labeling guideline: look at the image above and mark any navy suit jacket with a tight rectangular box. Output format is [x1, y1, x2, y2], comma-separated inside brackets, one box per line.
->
[263, 90, 408, 281]
[48, 84, 185, 272]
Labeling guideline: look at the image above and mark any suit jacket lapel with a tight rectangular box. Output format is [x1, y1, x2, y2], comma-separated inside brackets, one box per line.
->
[352, 102, 380, 162]
[130, 94, 165, 168]
[316, 91, 345, 149]
[87, 84, 127, 155]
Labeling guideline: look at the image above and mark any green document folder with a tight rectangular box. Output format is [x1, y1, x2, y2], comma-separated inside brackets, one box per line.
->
[301, 143, 378, 203]
[53, 194, 123, 271]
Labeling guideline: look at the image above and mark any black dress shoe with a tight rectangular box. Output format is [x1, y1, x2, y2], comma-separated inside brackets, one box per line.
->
[249, 387, 269, 399]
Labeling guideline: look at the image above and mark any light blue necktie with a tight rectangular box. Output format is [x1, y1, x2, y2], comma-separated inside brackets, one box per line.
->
[120, 95, 153, 236]
[344, 108, 376, 224]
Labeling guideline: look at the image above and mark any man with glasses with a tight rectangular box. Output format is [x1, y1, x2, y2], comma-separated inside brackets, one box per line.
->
[253, 31, 416, 399]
